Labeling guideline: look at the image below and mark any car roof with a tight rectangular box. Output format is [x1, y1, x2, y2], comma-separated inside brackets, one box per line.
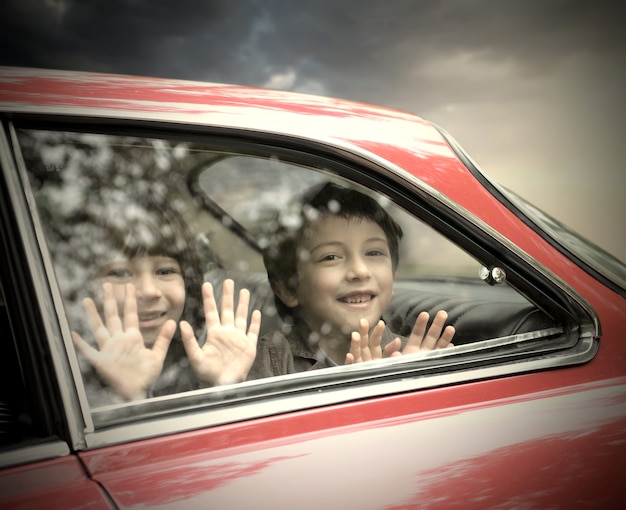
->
[1, 66, 492, 225]
[0, 66, 456, 162]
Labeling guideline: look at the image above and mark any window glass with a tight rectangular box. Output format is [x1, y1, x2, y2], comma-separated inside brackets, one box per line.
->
[199, 155, 478, 279]
[18, 129, 555, 416]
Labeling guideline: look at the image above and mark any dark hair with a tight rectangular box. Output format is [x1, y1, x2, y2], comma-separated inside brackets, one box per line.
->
[262, 181, 403, 319]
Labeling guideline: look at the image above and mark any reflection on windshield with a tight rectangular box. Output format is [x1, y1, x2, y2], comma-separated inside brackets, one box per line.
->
[198, 156, 326, 235]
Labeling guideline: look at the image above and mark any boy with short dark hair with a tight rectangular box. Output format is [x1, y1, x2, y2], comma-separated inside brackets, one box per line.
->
[68, 196, 260, 404]
[248, 181, 454, 379]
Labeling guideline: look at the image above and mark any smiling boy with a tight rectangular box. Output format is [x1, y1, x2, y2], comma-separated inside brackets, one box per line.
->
[247, 182, 454, 379]
[70, 197, 260, 404]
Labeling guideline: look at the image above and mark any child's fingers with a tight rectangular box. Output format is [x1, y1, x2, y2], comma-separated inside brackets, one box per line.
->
[180, 320, 201, 358]
[71, 330, 98, 363]
[422, 310, 448, 349]
[404, 310, 454, 352]
[235, 288, 251, 330]
[82, 296, 110, 350]
[151, 319, 176, 360]
[358, 318, 373, 361]
[358, 318, 370, 338]
[383, 337, 402, 357]
[122, 284, 139, 331]
[219, 279, 235, 326]
[404, 311, 430, 352]
[348, 330, 363, 363]
[201, 281, 220, 328]
[102, 282, 123, 334]
[368, 320, 385, 352]
[438, 325, 456, 348]
[82, 296, 102, 331]
[413, 311, 429, 338]
[247, 309, 261, 343]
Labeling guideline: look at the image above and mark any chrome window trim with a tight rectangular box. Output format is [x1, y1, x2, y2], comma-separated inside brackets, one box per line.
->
[7, 120, 600, 452]
[6, 124, 93, 447]
[85, 329, 596, 449]
[0, 440, 70, 469]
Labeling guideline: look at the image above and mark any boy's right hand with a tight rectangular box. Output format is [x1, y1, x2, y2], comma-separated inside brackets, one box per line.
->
[345, 319, 401, 364]
[71, 283, 175, 402]
[345, 311, 454, 364]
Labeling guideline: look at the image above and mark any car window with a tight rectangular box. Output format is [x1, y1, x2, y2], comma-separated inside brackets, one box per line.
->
[197, 155, 479, 279]
[15, 127, 587, 434]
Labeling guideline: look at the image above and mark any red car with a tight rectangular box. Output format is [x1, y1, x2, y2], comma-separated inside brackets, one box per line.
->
[0, 67, 625, 509]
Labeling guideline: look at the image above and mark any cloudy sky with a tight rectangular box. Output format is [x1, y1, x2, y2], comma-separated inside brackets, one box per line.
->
[1, 0, 625, 261]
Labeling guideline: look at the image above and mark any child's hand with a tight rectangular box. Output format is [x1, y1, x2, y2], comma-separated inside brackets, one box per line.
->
[71, 283, 175, 402]
[181, 279, 261, 386]
[345, 311, 454, 364]
[345, 319, 402, 364]
[401, 310, 455, 354]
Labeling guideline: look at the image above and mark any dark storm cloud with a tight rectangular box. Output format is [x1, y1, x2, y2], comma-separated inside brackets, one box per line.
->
[0, 0, 252, 77]
[2, 0, 623, 95]
[1, 0, 625, 258]
[241, 0, 626, 108]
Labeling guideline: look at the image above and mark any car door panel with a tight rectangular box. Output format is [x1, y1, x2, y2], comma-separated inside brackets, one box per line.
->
[80, 376, 626, 509]
[0, 454, 113, 509]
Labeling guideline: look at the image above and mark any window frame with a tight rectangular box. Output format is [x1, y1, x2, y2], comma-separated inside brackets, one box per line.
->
[5, 116, 599, 450]
[0, 123, 86, 467]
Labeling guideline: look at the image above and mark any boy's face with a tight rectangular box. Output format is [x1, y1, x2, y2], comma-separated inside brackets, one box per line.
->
[284, 216, 395, 337]
[96, 255, 186, 346]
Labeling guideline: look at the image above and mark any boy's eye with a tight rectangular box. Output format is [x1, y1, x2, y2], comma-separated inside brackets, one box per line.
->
[319, 254, 340, 262]
[106, 268, 132, 279]
[366, 249, 385, 257]
[156, 266, 180, 276]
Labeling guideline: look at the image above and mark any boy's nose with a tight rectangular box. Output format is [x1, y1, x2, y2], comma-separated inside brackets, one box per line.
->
[134, 273, 161, 298]
[347, 257, 371, 280]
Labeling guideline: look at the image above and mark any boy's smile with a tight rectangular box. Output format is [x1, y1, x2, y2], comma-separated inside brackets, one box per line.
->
[137, 309, 169, 330]
[285, 215, 395, 341]
[338, 292, 376, 305]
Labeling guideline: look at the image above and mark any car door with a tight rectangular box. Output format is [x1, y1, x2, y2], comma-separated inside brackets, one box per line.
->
[3, 118, 626, 509]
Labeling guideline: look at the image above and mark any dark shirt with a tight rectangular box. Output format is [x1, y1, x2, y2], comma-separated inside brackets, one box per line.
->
[247, 319, 402, 380]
